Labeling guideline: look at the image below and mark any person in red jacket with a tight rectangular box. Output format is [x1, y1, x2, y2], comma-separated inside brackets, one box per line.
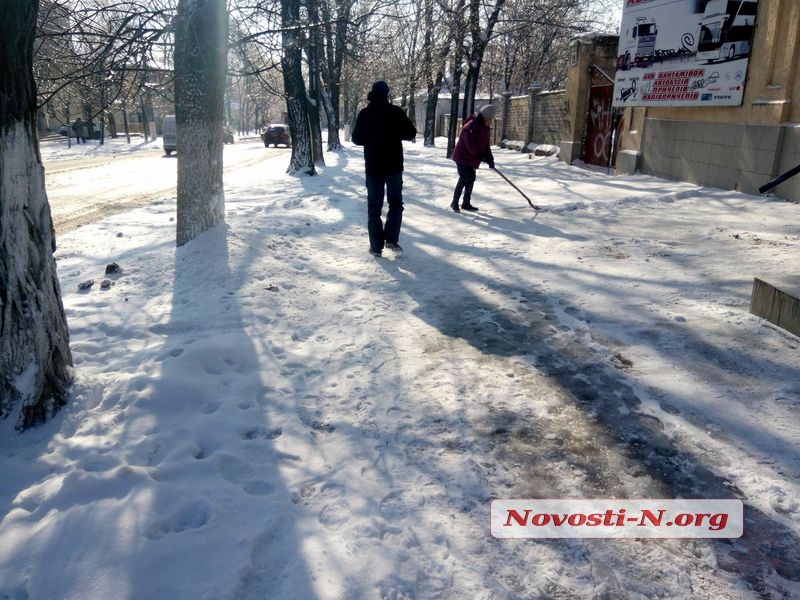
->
[450, 104, 496, 212]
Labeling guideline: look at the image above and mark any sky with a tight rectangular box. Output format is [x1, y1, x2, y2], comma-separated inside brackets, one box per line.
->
[0, 132, 799, 599]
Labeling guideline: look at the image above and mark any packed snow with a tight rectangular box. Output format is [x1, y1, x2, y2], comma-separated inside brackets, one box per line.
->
[1, 132, 799, 599]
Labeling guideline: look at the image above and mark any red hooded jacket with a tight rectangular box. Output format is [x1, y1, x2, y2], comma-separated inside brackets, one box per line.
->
[452, 113, 494, 169]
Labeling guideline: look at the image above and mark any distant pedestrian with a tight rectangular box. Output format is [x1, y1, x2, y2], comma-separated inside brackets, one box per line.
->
[451, 104, 496, 212]
[351, 80, 417, 257]
[72, 118, 87, 144]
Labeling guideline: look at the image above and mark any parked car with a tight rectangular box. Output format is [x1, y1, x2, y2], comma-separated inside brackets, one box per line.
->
[58, 124, 73, 137]
[162, 115, 177, 155]
[262, 124, 291, 148]
[223, 127, 234, 144]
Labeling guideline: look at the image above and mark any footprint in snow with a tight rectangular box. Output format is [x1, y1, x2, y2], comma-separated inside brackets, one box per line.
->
[144, 500, 211, 540]
[217, 453, 277, 497]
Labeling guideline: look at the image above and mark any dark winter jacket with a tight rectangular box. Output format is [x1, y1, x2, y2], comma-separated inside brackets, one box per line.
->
[452, 114, 495, 169]
[351, 97, 417, 176]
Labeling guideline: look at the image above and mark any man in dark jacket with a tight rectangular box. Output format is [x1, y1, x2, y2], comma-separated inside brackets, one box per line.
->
[451, 104, 496, 212]
[352, 80, 417, 257]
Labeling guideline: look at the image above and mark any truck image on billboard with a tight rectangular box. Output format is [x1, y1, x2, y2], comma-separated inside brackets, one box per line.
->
[613, 0, 759, 108]
[696, 0, 757, 63]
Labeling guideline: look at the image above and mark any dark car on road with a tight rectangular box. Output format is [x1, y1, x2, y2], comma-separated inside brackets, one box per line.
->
[262, 124, 291, 148]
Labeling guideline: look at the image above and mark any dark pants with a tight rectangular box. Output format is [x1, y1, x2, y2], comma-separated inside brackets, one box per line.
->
[453, 163, 477, 205]
[366, 173, 403, 253]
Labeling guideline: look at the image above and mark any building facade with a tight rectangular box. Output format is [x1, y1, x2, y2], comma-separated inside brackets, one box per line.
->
[613, 0, 800, 202]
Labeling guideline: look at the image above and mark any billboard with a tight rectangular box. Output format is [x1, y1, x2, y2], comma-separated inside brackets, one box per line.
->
[613, 0, 759, 107]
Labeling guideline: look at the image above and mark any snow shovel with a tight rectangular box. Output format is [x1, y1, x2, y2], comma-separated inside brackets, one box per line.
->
[493, 167, 541, 210]
[759, 163, 800, 194]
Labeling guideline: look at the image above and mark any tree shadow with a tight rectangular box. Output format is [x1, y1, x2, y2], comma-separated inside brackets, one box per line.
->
[149, 225, 317, 598]
[217, 141, 800, 595]
[0, 221, 317, 598]
[369, 220, 800, 593]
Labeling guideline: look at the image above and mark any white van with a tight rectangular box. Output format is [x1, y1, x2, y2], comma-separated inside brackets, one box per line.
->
[162, 115, 176, 155]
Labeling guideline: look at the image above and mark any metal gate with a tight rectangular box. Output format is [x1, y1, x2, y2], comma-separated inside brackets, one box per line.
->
[584, 83, 621, 168]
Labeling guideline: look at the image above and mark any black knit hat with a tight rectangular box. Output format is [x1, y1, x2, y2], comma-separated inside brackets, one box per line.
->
[371, 80, 390, 98]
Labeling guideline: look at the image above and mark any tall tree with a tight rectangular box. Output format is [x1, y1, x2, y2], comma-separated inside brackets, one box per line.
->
[421, 0, 450, 146]
[173, 0, 228, 246]
[1, 0, 73, 431]
[281, 0, 315, 175]
[445, 0, 467, 158]
[305, 0, 326, 165]
[317, 0, 352, 151]
[461, 0, 506, 118]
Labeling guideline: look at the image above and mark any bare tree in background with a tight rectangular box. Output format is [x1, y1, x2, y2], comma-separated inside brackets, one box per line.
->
[281, 0, 315, 175]
[445, 0, 468, 158]
[317, 0, 354, 150]
[487, 0, 605, 94]
[421, 0, 451, 146]
[35, 0, 176, 140]
[460, 0, 507, 118]
[1, 0, 73, 432]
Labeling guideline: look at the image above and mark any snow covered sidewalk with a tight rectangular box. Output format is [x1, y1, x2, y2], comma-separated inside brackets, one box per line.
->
[1, 139, 799, 599]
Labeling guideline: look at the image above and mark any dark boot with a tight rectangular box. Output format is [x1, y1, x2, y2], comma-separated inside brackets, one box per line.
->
[461, 203, 479, 212]
[450, 198, 460, 213]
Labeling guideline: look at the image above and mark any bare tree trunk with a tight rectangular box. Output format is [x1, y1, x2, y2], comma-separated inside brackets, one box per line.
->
[305, 7, 325, 166]
[446, 34, 465, 156]
[445, 0, 467, 158]
[319, 0, 347, 151]
[423, 69, 443, 146]
[461, 0, 506, 118]
[421, 0, 441, 147]
[1, 0, 73, 432]
[281, 0, 315, 175]
[174, 0, 228, 247]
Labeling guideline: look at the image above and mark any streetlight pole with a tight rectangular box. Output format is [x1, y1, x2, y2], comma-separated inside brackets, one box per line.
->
[140, 94, 148, 143]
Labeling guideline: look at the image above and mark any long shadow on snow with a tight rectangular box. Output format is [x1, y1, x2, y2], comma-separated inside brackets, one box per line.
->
[144, 227, 317, 598]
[301, 143, 799, 593]
[373, 230, 800, 595]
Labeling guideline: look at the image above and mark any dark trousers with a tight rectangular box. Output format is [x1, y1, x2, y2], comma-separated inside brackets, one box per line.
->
[366, 173, 403, 253]
[453, 163, 477, 205]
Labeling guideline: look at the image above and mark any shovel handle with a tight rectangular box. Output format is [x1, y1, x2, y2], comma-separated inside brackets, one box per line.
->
[494, 167, 540, 210]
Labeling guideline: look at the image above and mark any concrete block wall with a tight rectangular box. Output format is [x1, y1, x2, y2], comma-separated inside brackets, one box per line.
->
[501, 91, 567, 147]
[773, 125, 800, 201]
[534, 92, 567, 146]
[751, 278, 800, 338]
[503, 96, 530, 142]
[641, 119, 800, 200]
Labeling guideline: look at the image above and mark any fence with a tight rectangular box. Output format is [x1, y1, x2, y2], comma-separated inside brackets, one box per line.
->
[435, 89, 567, 152]
[500, 90, 567, 150]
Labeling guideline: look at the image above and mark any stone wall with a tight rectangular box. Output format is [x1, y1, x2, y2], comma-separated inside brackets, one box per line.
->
[500, 91, 567, 148]
[534, 92, 568, 146]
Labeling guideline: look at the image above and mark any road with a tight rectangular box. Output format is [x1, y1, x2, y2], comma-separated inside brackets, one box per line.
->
[43, 137, 279, 233]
